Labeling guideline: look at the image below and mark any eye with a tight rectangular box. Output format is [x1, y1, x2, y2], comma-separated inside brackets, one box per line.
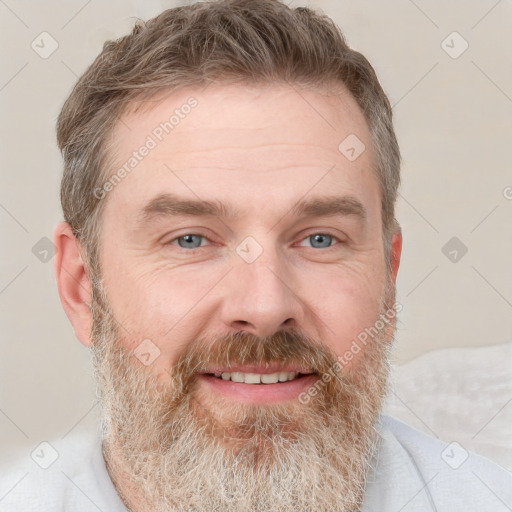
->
[168, 234, 209, 250]
[298, 232, 343, 250]
[166, 231, 344, 251]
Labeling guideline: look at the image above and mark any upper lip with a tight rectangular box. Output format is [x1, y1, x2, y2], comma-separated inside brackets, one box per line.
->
[199, 364, 316, 375]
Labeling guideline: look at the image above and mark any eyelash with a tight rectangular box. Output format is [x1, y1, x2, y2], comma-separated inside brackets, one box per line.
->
[166, 231, 344, 251]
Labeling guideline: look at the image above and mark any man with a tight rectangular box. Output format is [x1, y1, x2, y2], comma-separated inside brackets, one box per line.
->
[1, 0, 510, 510]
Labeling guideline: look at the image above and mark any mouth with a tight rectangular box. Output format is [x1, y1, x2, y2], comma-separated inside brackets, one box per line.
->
[201, 370, 315, 384]
[196, 365, 319, 404]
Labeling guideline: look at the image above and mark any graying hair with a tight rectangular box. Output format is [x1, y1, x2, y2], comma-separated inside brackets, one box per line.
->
[56, 0, 401, 275]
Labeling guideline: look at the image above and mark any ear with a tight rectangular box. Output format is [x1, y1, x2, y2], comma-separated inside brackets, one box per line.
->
[388, 227, 402, 284]
[53, 222, 93, 347]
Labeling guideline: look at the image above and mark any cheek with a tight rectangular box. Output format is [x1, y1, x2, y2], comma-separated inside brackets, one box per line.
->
[311, 269, 384, 357]
[107, 278, 185, 337]
[102, 265, 208, 351]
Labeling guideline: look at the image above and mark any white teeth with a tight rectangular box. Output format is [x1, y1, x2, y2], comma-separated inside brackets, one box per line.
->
[261, 373, 279, 384]
[244, 373, 261, 384]
[215, 371, 298, 384]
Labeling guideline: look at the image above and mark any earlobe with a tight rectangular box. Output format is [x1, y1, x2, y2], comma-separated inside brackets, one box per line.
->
[389, 228, 403, 284]
[53, 222, 93, 347]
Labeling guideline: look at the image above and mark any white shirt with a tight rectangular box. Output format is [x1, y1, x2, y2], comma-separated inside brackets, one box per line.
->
[1, 415, 510, 511]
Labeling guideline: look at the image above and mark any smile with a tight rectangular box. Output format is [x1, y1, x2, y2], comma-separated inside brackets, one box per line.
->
[206, 371, 308, 384]
[197, 369, 319, 404]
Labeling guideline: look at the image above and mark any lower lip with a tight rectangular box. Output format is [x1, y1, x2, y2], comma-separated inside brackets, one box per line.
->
[196, 373, 320, 404]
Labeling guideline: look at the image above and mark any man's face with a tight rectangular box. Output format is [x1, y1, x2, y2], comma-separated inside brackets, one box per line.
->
[88, 83, 399, 511]
[100, 82, 388, 388]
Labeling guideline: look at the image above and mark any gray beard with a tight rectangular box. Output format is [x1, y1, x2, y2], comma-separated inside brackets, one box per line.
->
[89, 280, 394, 512]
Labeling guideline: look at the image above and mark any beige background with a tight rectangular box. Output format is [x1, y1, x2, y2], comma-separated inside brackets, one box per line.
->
[1, 0, 511, 456]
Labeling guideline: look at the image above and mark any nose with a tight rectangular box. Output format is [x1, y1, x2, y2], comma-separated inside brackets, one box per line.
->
[219, 247, 305, 339]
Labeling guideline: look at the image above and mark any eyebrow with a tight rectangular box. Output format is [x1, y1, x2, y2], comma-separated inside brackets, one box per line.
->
[137, 192, 367, 227]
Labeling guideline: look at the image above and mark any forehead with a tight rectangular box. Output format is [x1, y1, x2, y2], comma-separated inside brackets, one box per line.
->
[114, 82, 372, 159]
[101, 83, 380, 225]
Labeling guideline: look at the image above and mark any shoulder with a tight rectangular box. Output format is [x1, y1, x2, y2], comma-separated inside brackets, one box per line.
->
[0, 428, 127, 511]
[362, 414, 512, 512]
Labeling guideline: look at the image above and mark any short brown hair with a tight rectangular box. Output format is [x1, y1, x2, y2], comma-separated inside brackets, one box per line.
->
[56, 0, 401, 273]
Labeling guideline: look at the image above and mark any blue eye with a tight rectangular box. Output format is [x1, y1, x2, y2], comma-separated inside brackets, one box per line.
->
[173, 234, 206, 249]
[300, 232, 341, 249]
[167, 232, 342, 251]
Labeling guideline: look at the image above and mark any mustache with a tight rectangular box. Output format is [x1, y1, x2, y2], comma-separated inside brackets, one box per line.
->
[171, 329, 340, 391]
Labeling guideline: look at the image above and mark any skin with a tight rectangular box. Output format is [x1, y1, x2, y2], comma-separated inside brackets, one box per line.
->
[54, 82, 402, 409]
